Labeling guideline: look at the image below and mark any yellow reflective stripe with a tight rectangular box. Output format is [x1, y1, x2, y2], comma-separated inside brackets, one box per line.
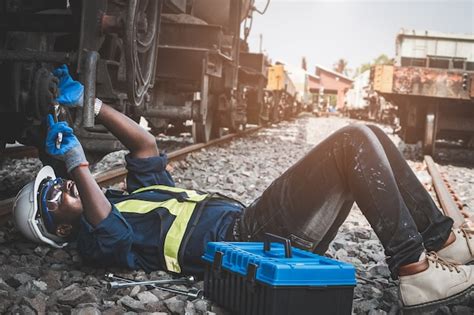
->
[115, 198, 182, 216]
[132, 185, 206, 201]
[163, 201, 195, 273]
[114, 185, 209, 273]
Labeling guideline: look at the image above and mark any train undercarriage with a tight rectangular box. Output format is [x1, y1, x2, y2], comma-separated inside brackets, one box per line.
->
[0, 0, 275, 169]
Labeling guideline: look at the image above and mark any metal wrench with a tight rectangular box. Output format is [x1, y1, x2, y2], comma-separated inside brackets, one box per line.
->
[52, 102, 62, 149]
[105, 273, 202, 299]
[106, 276, 195, 288]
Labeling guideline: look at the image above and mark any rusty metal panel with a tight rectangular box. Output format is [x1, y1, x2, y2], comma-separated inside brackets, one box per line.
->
[471, 74, 474, 98]
[156, 47, 223, 82]
[239, 53, 266, 76]
[373, 65, 394, 94]
[392, 67, 471, 99]
[193, 0, 252, 25]
[159, 22, 222, 50]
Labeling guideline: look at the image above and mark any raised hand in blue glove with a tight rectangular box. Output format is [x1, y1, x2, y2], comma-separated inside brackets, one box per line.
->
[46, 114, 88, 172]
[53, 65, 84, 107]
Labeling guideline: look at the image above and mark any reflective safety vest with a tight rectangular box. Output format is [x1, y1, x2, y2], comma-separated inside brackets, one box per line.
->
[114, 185, 210, 274]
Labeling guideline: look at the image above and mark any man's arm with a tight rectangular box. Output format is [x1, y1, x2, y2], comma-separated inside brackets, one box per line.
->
[96, 103, 159, 159]
[72, 165, 111, 226]
[69, 104, 159, 226]
[45, 115, 112, 226]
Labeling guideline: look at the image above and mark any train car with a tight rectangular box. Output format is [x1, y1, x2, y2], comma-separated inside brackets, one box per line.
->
[0, 0, 267, 167]
[266, 63, 299, 120]
[239, 50, 270, 125]
[345, 70, 370, 119]
[285, 65, 312, 112]
[372, 29, 474, 154]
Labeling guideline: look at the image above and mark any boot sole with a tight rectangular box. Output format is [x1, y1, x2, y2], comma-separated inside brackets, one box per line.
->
[401, 284, 473, 315]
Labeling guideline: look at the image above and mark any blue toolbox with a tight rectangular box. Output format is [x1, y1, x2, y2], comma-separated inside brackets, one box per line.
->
[202, 233, 356, 315]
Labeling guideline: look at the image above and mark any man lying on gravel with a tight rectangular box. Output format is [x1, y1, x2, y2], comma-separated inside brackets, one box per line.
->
[13, 66, 474, 313]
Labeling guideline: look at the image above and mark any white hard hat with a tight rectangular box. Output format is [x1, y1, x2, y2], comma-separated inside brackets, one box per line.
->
[12, 166, 68, 248]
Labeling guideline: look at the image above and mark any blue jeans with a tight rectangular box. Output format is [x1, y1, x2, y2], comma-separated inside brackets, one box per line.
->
[239, 124, 453, 278]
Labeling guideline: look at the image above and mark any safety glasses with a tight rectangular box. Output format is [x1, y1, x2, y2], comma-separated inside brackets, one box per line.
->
[45, 178, 67, 211]
[38, 177, 66, 234]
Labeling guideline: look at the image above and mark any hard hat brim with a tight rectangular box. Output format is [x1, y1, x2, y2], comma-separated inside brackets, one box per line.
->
[30, 166, 68, 248]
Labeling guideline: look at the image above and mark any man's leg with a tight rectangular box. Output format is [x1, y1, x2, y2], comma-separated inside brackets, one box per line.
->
[366, 125, 453, 251]
[241, 124, 424, 277]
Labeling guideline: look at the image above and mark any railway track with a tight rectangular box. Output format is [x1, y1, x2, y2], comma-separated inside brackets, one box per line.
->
[424, 155, 473, 225]
[0, 126, 261, 225]
[0, 130, 470, 228]
[1, 145, 39, 159]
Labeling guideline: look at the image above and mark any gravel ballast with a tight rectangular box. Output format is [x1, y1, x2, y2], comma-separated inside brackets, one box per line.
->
[1, 115, 473, 314]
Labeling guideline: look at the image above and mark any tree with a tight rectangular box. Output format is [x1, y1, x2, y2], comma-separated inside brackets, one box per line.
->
[301, 56, 307, 71]
[373, 54, 392, 65]
[333, 58, 348, 75]
[355, 54, 394, 76]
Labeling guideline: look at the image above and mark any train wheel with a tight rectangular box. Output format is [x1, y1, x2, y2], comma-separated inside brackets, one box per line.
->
[124, 0, 160, 107]
[423, 105, 438, 156]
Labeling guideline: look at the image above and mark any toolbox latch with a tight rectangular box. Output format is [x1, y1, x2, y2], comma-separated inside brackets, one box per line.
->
[246, 263, 258, 292]
[212, 251, 224, 279]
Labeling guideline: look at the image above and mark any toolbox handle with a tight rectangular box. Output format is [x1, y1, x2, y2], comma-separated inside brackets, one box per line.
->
[263, 233, 293, 258]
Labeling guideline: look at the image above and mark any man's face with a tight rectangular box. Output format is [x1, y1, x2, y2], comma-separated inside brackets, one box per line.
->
[47, 179, 83, 224]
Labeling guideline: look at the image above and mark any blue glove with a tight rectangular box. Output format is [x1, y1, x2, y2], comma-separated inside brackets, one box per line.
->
[53, 65, 84, 107]
[46, 114, 87, 172]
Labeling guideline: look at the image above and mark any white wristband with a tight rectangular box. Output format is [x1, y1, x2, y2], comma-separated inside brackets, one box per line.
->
[94, 98, 103, 117]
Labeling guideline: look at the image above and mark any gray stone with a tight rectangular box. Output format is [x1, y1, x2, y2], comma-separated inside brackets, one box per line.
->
[21, 293, 47, 314]
[335, 248, 348, 260]
[184, 301, 196, 315]
[353, 227, 371, 240]
[151, 288, 173, 301]
[353, 298, 379, 314]
[129, 285, 141, 297]
[9, 304, 36, 315]
[367, 264, 391, 278]
[33, 246, 50, 257]
[368, 309, 387, 315]
[84, 275, 100, 286]
[137, 291, 159, 304]
[119, 295, 147, 312]
[103, 306, 127, 315]
[164, 296, 185, 314]
[6, 272, 34, 288]
[32, 280, 48, 291]
[71, 306, 101, 315]
[450, 305, 472, 315]
[194, 299, 210, 312]
[40, 270, 62, 292]
[51, 249, 71, 260]
[56, 284, 98, 306]
[0, 278, 14, 293]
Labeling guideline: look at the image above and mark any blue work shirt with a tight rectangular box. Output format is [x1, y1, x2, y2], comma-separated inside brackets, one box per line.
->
[76, 153, 244, 275]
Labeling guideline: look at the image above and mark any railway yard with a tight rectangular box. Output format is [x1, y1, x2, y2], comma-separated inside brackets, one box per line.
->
[0, 1, 473, 314]
[0, 115, 473, 314]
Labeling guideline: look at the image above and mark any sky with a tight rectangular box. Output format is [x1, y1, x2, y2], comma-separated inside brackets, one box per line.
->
[247, 0, 474, 76]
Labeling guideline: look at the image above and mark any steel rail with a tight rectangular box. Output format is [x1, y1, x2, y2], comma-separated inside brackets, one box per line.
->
[424, 155, 465, 227]
[0, 126, 261, 224]
[1, 146, 39, 159]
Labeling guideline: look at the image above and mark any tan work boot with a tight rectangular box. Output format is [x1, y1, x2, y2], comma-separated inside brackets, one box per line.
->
[437, 225, 474, 265]
[399, 252, 474, 314]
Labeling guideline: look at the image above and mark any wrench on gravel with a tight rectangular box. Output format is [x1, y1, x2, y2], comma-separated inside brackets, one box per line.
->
[105, 273, 202, 299]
